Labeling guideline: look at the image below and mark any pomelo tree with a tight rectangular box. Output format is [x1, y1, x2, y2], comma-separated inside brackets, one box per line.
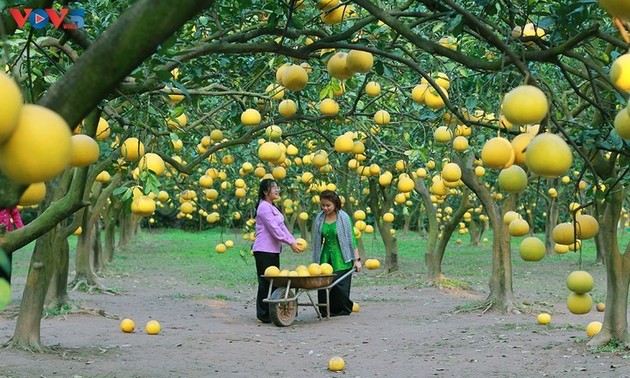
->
[0, 0, 629, 349]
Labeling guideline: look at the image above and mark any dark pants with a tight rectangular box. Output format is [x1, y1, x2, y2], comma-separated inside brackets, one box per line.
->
[0, 249, 11, 284]
[318, 268, 353, 316]
[253, 252, 280, 322]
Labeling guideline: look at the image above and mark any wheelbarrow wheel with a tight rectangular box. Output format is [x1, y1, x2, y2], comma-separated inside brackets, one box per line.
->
[269, 287, 297, 327]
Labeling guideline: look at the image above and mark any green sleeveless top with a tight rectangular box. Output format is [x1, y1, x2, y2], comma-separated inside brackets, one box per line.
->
[319, 221, 357, 271]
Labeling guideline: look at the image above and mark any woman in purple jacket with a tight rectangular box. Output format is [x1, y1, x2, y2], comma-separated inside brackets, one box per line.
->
[252, 178, 301, 323]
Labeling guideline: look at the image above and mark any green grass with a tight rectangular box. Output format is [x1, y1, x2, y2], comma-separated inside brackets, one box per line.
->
[10, 227, 630, 299]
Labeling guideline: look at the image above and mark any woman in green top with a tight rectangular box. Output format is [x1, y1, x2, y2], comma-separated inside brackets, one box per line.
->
[312, 190, 362, 316]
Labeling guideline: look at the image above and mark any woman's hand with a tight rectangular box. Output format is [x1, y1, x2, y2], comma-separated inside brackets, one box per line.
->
[290, 242, 303, 253]
[354, 259, 362, 272]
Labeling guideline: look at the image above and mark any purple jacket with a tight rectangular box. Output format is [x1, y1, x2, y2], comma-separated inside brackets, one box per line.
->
[252, 201, 295, 253]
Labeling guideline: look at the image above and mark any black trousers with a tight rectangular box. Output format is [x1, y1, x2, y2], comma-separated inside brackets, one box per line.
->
[253, 252, 280, 322]
[0, 249, 11, 284]
[318, 268, 353, 316]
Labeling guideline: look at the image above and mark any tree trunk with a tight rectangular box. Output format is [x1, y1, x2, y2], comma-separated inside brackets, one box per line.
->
[93, 223, 104, 273]
[43, 236, 69, 311]
[468, 219, 482, 246]
[118, 211, 133, 248]
[416, 180, 440, 283]
[9, 226, 60, 351]
[73, 218, 99, 287]
[587, 189, 630, 347]
[544, 196, 559, 255]
[433, 191, 472, 281]
[104, 213, 116, 263]
[369, 180, 398, 273]
[455, 154, 518, 312]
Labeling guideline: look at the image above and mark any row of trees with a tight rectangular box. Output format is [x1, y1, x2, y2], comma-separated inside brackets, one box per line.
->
[0, 0, 628, 350]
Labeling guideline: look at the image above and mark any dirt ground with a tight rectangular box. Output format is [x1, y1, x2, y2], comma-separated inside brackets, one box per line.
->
[1, 250, 629, 377]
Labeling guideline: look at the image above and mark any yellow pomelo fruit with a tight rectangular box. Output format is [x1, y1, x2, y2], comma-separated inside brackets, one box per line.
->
[365, 81, 381, 96]
[180, 201, 194, 215]
[586, 321, 603, 337]
[352, 302, 360, 312]
[613, 108, 630, 139]
[131, 195, 155, 217]
[552, 222, 577, 245]
[138, 153, 165, 176]
[481, 137, 514, 169]
[498, 165, 528, 193]
[566, 270, 594, 294]
[434, 126, 453, 143]
[167, 113, 187, 130]
[346, 50, 374, 73]
[301, 172, 314, 185]
[576, 214, 599, 240]
[272, 166, 286, 180]
[503, 211, 521, 225]
[365, 258, 380, 270]
[18, 182, 46, 206]
[379, 172, 393, 186]
[511, 133, 533, 166]
[610, 53, 630, 92]
[121, 137, 145, 162]
[537, 313, 551, 325]
[199, 175, 213, 188]
[334, 134, 354, 153]
[282, 64, 309, 91]
[0, 72, 23, 143]
[382, 212, 395, 222]
[501, 85, 548, 125]
[145, 320, 161, 335]
[209, 129, 224, 142]
[278, 99, 297, 117]
[95, 117, 111, 141]
[566, 292, 592, 314]
[321, 4, 354, 25]
[241, 108, 261, 126]
[316, 0, 339, 11]
[258, 142, 282, 162]
[474, 166, 485, 176]
[0, 104, 71, 184]
[352, 140, 365, 154]
[215, 243, 227, 253]
[354, 210, 366, 220]
[265, 125, 283, 140]
[264, 265, 280, 277]
[308, 263, 322, 276]
[397, 176, 415, 193]
[275, 62, 291, 85]
[424, 86, 448, 110]
[598, 0, 630, 18]
[328, 356, 345, 372]
[120, 318, 135, 333]
[554, 243, 570, 254]
[319, 98, 339, 116]
[265, 83, 285, 100]
[69, 135, 99, 167]
[157, 190, 169, 202]
[411, 84, 429, 104]
[320, 262, 333, 274]
[327, 52, 353, 80]
[508, 218, 530, 237]
[519, 236, 545, 261]
[525, 133, 573, 178]
[441, 163, 461, 182]
[373, 110, 390, 125]
[430, 179, 448, 196]
[452, 136, 469, 152]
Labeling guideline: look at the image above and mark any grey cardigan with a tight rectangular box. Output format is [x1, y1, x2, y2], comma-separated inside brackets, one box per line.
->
[312, 209, 355, 264]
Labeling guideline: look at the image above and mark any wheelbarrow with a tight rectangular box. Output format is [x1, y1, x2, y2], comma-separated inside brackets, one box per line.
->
[261, 268, 356, 327]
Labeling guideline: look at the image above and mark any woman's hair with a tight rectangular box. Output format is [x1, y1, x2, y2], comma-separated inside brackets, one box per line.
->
[319, 189, 341, 211]
[254, 178, 279, 217]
